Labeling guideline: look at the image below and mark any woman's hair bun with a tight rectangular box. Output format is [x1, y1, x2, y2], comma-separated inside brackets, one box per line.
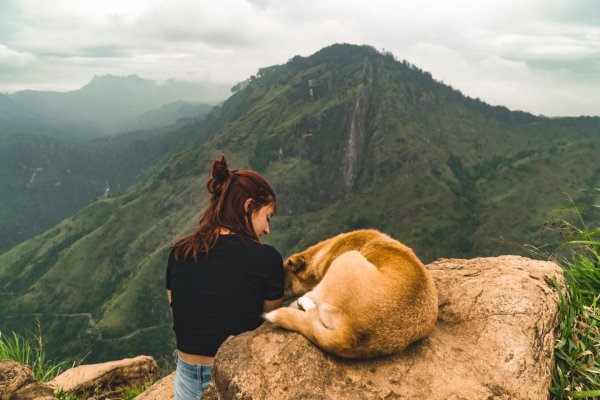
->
[211, 155, 230, 182]
[207, 155, 231, 197]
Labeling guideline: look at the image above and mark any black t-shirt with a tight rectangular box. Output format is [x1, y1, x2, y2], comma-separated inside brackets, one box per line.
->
[166, 234, 284, 356]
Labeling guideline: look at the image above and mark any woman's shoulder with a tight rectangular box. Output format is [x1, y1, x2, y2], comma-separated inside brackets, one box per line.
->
[259, 242, 283, 262]
[230, 236, 281, 260]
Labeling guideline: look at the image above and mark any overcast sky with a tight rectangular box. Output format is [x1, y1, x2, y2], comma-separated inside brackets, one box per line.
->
[0, 0, 598, 116]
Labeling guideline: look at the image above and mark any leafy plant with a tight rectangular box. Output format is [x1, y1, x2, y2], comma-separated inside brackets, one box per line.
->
[536, 193, 600, 399]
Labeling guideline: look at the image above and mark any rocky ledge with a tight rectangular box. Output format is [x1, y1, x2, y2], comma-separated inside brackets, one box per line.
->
[48, 355, 157, 399]
[201, 255, 565, 400]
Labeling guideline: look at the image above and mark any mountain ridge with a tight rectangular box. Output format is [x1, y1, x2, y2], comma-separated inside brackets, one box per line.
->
[1, 74, 226, 137]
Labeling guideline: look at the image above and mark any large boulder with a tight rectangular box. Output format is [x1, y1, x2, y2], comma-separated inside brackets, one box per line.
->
[202, 256, 565, 400]
[47, 355, 157, 399]
[0, 360, 56, 400]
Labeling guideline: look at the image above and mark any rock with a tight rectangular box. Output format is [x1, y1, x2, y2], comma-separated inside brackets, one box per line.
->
[10, 381, 57, 400]
[202, 256, 566, 400]
[135, 372, 174, 400]
[0, 360, 56, 400]
[48, 355, 157, 399]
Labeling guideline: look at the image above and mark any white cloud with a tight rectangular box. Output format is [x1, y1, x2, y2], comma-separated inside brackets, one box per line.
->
[0, 44, 35, 84]
[479, 55, 530, 77]
[0, 0, 598, 115]
[0, 44, 35, 66]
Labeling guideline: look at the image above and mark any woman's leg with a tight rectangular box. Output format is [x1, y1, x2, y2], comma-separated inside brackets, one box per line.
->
[200, 365, 213, 393]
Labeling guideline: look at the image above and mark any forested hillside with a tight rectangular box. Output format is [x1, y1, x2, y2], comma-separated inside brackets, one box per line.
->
[0, 76, 216, 252]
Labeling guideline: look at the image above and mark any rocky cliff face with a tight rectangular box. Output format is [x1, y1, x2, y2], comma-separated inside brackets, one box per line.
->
[200, 256, 565, 400]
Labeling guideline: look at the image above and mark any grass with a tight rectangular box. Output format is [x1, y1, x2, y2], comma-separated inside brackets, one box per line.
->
[54, 389, 82, 400]
[122, 380, 154, 399]
[535, 193, 600, 399]
[0, 319, 78, 382]
[1, 320, 158, 399]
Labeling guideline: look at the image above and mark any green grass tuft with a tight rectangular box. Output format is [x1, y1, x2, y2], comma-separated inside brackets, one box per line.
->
[54, 389, 85, 400]
[0, 319, 79, 382]
[121, 380, 155, 399]
[537, 193, 600, 399]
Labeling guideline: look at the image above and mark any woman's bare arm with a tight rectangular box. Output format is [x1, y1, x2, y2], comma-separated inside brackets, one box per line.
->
[263, 297, 283, 313]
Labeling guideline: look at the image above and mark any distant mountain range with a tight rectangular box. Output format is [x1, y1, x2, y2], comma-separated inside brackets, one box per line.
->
[0, 44, 598, 365]
[0, 74, 225, 137]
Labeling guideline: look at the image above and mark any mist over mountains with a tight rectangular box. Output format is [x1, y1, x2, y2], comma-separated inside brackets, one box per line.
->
[0, 43, 598, 364]
[1, 74, 223, 137]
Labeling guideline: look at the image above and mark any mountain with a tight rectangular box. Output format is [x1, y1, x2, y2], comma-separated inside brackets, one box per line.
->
[0, 44, 598, 364]
[0, 103, 214, 254]
[123, 101, 214, 132]
[1, 75, 225, 138]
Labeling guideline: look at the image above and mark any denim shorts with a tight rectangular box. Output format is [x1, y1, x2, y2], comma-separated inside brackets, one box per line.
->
[174, 353, 213, 400]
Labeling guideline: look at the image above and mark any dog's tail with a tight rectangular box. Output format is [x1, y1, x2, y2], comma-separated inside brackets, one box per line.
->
[263, 307, 350, 356]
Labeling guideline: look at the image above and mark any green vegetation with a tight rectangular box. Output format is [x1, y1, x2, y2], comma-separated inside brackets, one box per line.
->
[121, 380, 155, 400]
[0, 75, 216, 254]
[54, 389, 82, 400]
[534, 195, 600, 399]
[0, 319, 78, 381]
[0, 101, 213, 254]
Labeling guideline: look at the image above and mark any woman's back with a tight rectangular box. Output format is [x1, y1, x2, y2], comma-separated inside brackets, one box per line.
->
[167, 234, 283, 357]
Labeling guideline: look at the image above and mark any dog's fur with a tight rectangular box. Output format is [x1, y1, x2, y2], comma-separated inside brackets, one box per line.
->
[263, 229, 438, 359]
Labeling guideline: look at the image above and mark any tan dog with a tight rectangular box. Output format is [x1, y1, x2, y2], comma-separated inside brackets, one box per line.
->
[263, 229, 438, 359]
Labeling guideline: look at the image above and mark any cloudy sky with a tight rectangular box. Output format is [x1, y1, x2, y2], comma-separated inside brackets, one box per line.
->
[0, 0, 598, 116]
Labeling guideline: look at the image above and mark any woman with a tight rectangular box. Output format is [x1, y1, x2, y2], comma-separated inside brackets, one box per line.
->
[166, 155, 284, 399]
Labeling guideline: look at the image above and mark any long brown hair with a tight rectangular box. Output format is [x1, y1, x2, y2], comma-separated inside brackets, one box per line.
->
[172, 155, 276, 261]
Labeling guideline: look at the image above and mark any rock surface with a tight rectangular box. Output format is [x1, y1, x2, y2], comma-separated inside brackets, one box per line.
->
[202, 256, 565, 400]
[0, 360, 56, 400]
[48, 355, 157, 399]
[136, 372, 174, 400]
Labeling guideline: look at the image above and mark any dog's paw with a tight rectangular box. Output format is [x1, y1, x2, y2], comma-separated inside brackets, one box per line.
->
[297, 295, 316, 311]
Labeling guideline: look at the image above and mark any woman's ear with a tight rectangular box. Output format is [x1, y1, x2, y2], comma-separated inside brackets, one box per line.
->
[244, 198, 253, 213]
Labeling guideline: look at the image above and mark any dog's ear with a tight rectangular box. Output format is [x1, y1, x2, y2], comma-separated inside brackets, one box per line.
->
[285, 254, 306, 272]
